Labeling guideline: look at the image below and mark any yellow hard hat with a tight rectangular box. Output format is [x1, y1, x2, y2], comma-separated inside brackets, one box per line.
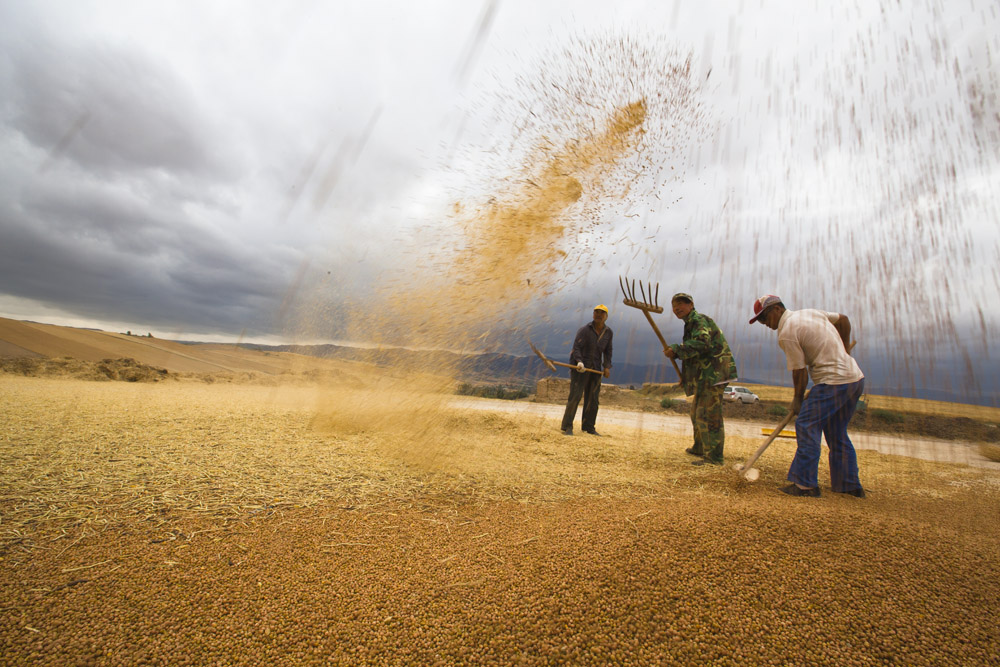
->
[594, 304, 609, 313]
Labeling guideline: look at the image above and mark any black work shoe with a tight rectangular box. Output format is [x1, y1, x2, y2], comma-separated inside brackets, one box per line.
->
[561, 428, 573, 436]
[836, 487, 866, 498]
[583, 429, 601, 436]
[779, 484, 821, 497]
[684, 447, 704, 457]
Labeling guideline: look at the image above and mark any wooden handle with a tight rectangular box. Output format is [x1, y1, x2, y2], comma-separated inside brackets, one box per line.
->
[669, 358, 682, 383]
[642, 310, 683, 383]
[551, 360, 604, 375]
[739, 412, 795, 477]
[529, 338, 604, 376]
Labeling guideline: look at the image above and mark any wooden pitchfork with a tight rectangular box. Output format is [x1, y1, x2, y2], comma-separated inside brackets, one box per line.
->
[619, 276, 683, 383]
[528, 340, 604, 375]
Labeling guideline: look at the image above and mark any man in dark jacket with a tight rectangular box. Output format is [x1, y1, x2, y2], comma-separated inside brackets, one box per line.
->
[664, 293, 738, 465]
[561, 305, 613, 436]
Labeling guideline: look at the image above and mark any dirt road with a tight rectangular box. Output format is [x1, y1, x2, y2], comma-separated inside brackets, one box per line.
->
[451, 397, 1000, 469]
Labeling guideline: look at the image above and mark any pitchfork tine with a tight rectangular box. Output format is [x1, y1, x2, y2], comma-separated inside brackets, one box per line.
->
[619, 276, 626, 300]
[654, 283, 659, 308]
[639, 281, 647, 306]
[631, 279, 636, 303]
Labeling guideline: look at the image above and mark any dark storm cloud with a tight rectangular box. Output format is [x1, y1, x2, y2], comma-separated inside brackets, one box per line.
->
[0, 1, 497, 342]
[0, 116, 291, 333]
[0, 5, 300, 336]
[0, 190, 293, 334]
[4, 36, 229, 178]
[20, 176, 181, 255]
[0, 149, 293, 337]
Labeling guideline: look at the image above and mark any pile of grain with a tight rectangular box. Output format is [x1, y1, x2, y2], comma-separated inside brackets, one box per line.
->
[2, 375, 999, 664]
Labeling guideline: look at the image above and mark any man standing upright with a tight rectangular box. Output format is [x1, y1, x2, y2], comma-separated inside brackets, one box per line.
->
[561, 305, 613, 436]
[749, 295, 866, 498]
[664, 293, 738, 466]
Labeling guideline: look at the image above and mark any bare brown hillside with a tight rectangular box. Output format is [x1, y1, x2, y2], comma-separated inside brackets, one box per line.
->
[0, 317, 333, 376]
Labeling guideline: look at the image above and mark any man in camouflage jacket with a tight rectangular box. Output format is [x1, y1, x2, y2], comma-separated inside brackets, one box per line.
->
[664, 293, 738, 465]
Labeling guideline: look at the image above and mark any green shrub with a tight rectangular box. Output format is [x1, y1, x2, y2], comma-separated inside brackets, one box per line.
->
[479, 385, 506, 399]
[872, 408, 905, 424]
[455, 383, 528, 400]
[768, 404, 789, 417]
[660, 398, 676, 409]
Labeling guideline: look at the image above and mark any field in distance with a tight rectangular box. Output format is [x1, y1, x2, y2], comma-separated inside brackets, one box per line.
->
[734, 383, 1000, 422]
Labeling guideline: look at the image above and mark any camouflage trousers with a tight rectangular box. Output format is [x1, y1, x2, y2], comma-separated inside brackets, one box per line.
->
[689, 384, 726, 462]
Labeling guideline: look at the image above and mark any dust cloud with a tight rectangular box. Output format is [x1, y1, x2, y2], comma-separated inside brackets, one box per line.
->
[365, 37, 705, 347]
[307, 36, 708, 463]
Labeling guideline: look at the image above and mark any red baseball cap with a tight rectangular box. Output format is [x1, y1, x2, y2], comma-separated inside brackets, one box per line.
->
[749, 295, 782, 323]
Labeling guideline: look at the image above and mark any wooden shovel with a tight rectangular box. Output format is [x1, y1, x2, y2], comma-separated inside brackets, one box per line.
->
[734, 412, 796, 481]
[529, 340, 604, 375]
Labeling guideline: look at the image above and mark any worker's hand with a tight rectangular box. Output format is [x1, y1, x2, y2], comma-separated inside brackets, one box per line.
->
[846, 339, 857, 355]
[789, 396, 802, 415]
[664, 347, 677, 360]
[603, 368, 610, 379]
[576, 362, 585, 372]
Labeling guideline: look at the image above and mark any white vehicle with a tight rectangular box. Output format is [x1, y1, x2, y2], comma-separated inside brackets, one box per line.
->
[723, 386, 759, 404]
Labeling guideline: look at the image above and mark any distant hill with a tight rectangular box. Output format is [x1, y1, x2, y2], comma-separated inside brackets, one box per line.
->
[0, 317, 330, 376]
[235, 342, 999, 407]
[236, 342, 683, 388]
[4, 316, 996, 406]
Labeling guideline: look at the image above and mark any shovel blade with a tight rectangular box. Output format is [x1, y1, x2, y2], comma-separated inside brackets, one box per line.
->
[528, 339, 558, 372]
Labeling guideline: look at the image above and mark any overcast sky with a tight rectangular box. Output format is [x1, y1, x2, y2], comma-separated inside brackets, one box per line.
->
[2, 0, 998, 398]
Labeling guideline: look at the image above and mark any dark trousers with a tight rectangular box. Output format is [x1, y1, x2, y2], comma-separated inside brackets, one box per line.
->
[561, 370, 602, 432]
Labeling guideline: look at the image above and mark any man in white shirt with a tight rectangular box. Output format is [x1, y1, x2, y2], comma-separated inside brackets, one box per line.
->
[749, 295, 866, 498]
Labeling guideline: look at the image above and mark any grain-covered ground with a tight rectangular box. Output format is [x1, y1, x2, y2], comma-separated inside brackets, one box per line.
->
[2, 374, 999, 666]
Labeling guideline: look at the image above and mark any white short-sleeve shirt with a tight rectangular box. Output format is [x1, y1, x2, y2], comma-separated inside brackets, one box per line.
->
[776, 309, 864, 386]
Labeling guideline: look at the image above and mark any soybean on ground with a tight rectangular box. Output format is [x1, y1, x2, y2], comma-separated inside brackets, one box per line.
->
[1, 375, 998, 666]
